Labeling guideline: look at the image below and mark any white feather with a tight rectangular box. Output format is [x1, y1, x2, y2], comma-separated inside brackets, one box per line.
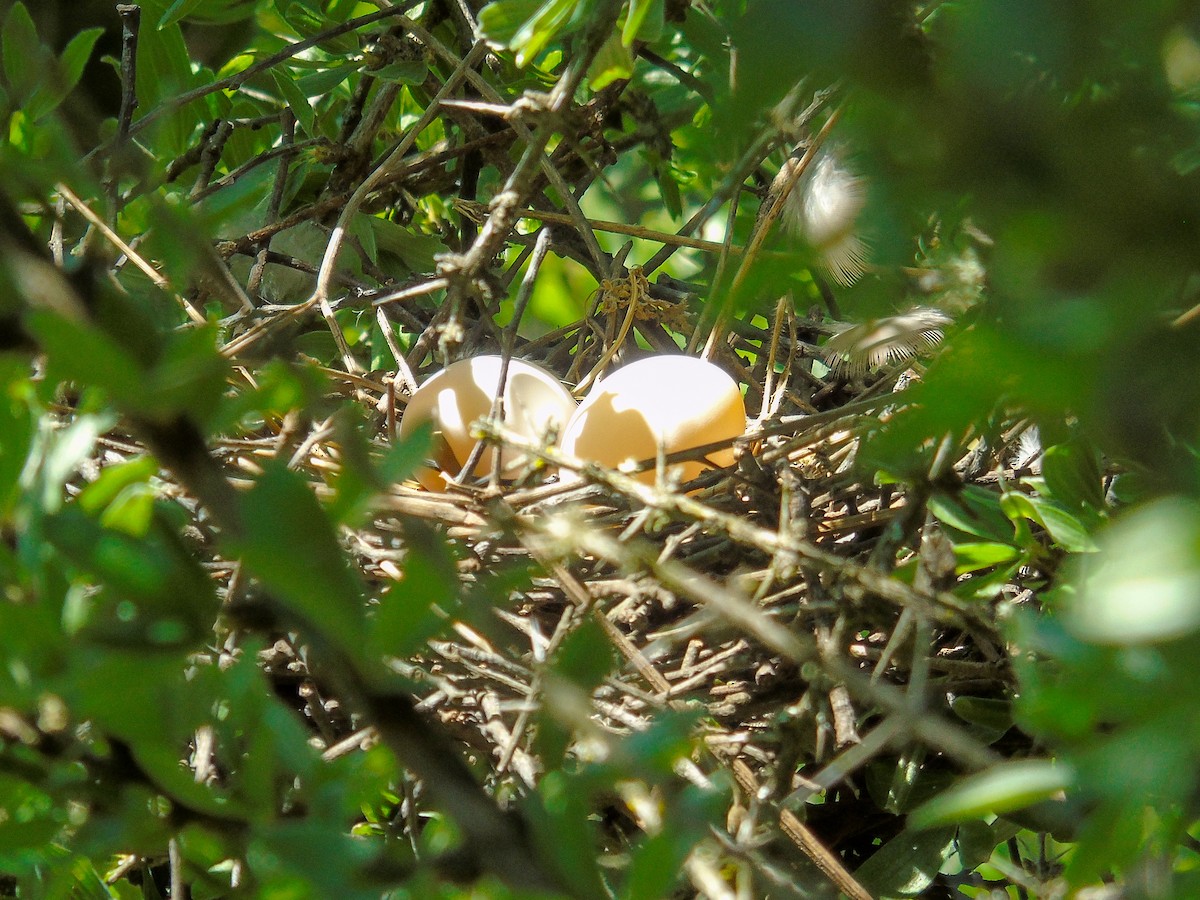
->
[783, 147, 869, 286]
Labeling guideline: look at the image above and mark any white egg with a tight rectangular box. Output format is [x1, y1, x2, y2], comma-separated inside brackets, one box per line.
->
[560, 355, 746, 485]
[397, 356, 576, 491]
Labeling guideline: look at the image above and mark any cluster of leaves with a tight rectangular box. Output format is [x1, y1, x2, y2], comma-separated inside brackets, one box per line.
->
[3, 0, 1200, 898]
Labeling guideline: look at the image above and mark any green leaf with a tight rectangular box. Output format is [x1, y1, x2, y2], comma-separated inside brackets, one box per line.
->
[146, 325, 230, 429]
[479, 0, 543, 47]
[552, 616, 615, 694]
[26, 27, 104, 121]
[909, 760, 1072, 830]
[25, 309, 151, 411]
[0, 360, 35, 520]
[295, 63, 358, 96]
[588, 33, 634, 90]
[523, 771, 608, 899]
[367, 59, 427, 86]
[272, 68, 316, 137]
[1063, 797, 1146, 887]
[1003, 492, 1097, 553]
[2, 2, 42, 101]
[280, 2, 359, 54]
[236, 463, 366, 656]
[949, 696, 1014, 734]
[59, 29, 106, 85]
[514, 0, 578, 66]
[379, 421, 431, 486]
[951, 541, 1020, 574]
[853, 826, 956, 897]
[1040, 440, 1105, 513]
[135, 7, 195, 109]
[622, 0, 664, 46]
[930, 485, 1014, 543]
[1026, 495, 1097, 552]
[625, 830, 687, 899]
[46, 505, 217, 646]
[1065, 497, 1200, 644]
[479, 0, 585, 67]
[28, 412, 113, 515]
[365, 216, 442, 272]
[159, 0, 210, 29]
[367, 521, 461, 659]
[954, 819, 1007, 870]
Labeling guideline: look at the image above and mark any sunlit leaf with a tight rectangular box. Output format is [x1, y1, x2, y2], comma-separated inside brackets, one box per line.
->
[622, 0, 664, 46]
[588, 34, 634, 90]
[909, 760, 1072, 830]
[1066, 497, 1200, 644]
[952, 541, 1021, 574]
[854, 826, 956, 896]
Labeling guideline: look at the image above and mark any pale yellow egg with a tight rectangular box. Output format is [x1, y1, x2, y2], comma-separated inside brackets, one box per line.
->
[398, 356, 576, 491]
[560, 355, 746, 485]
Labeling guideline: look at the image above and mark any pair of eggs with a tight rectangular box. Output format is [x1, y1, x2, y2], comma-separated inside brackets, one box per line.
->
[396, 354, 746, 491]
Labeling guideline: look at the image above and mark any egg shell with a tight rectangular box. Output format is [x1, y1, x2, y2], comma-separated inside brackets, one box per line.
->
[560, 355, 746, 485]
[398, 356, 576, 491]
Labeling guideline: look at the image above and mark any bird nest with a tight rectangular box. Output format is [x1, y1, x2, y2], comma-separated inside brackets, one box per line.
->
[205, 261, 1025, 895]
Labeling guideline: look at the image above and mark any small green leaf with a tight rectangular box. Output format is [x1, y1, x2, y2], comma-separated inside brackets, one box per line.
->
[950, 696, 1014, 734]
[29, 413, 113, 515]
[47, 505, 217, 646]
[552, 616, 615, 694]
[365, 216, 442, 272]
[1063, 797, 1145, 887]
[272, 69, 315, 137]
[140, 324, 230, 429]
[515, 0, 577, 66]
[281, 2, 358, 54]
[930, 485, 1014, 542]
[380, 423, 431, 486]
[135, 9, 194, 109]
[1004, 491, 1097, 553]
[652, 155, 683, 219]
[295, 63, 358, 96]
[625, 830, 690, 899]
[60, 29, 106, 85]
[367, 59, 427, 86]
[952, 541, 1021, 574]
[909, 760, 1072, 830]
[954, 819, 1008, 870]
[1029, 495, 1097, 552]
[523, 771, 608, 898]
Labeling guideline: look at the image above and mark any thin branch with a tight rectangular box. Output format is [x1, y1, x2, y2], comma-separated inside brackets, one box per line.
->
[55, 182, 208, 324]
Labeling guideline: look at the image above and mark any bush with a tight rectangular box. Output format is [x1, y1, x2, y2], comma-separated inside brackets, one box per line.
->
[3, 1, 1200, 897]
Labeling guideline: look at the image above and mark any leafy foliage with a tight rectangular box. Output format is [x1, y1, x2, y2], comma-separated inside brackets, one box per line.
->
[2, 0, 1200, 897]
